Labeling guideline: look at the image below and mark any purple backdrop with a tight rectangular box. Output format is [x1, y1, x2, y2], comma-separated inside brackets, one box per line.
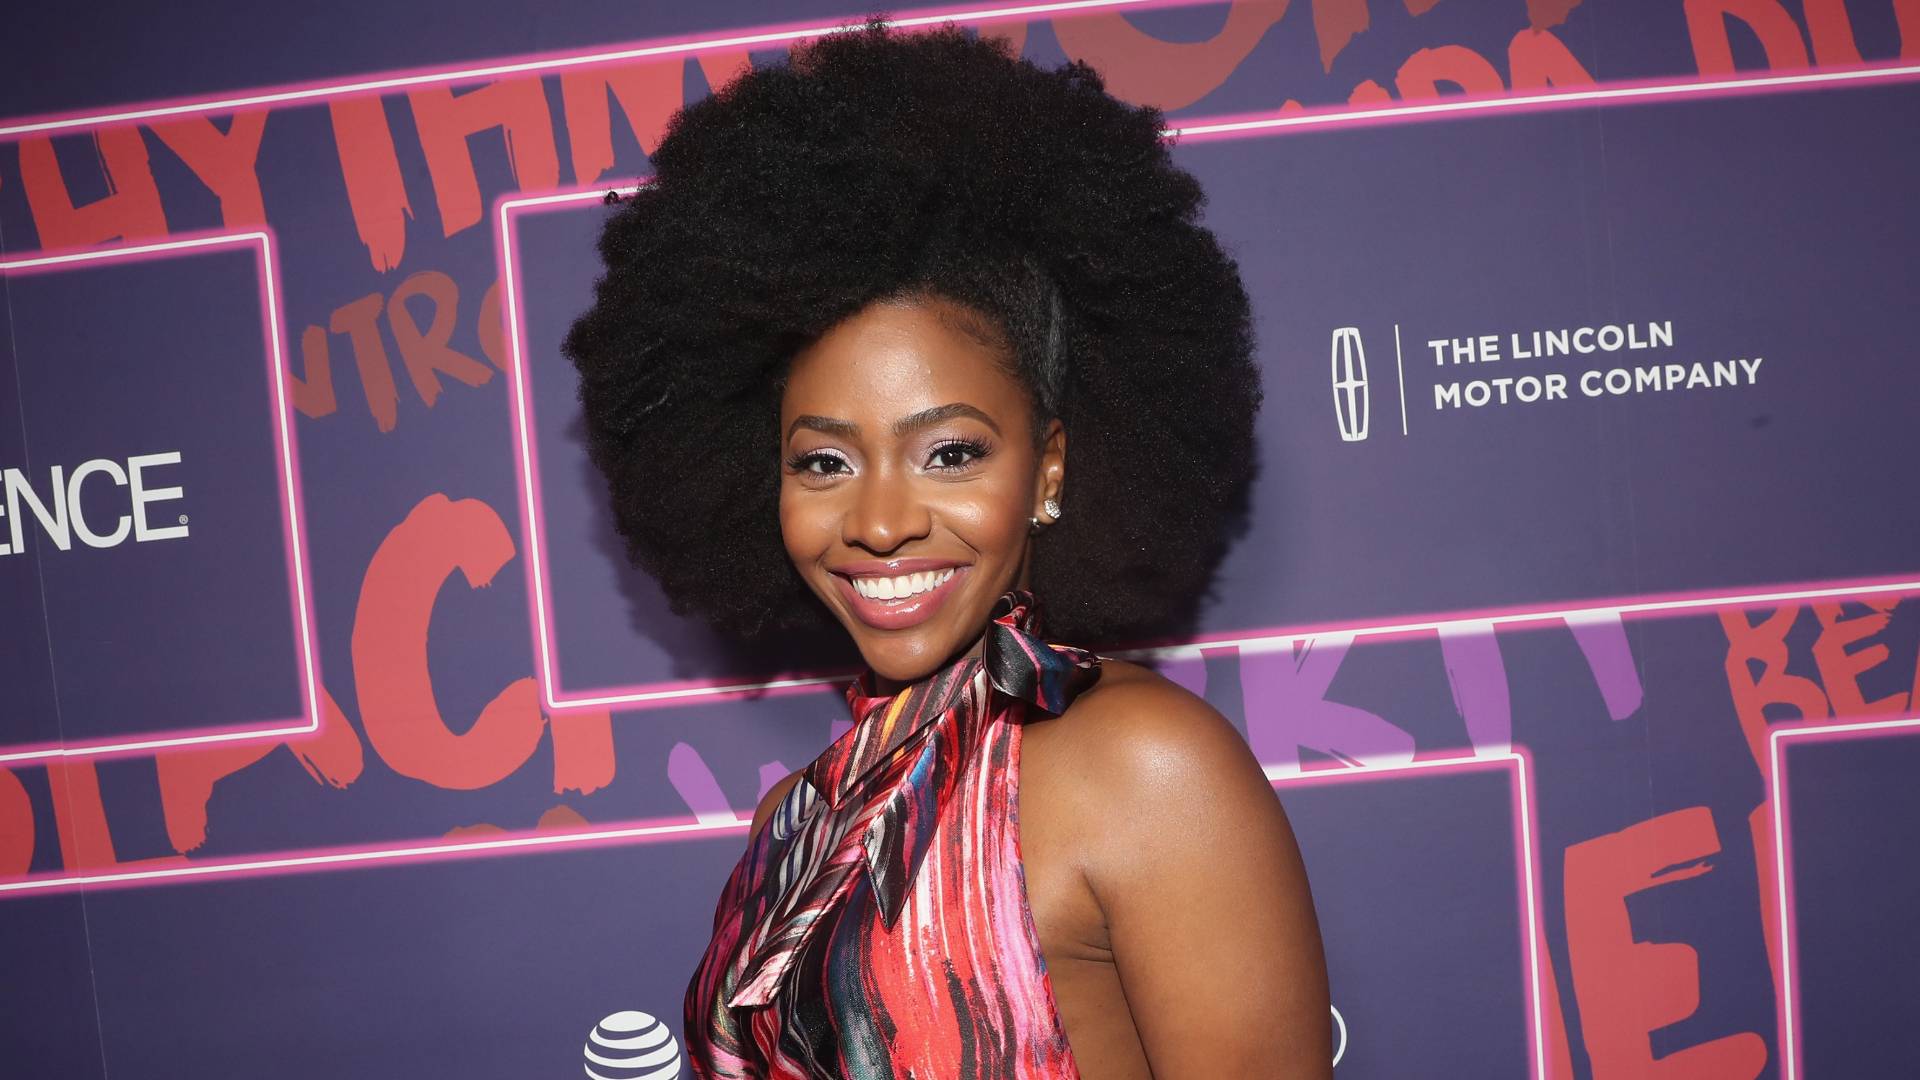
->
[3, 2, 1917, 1076]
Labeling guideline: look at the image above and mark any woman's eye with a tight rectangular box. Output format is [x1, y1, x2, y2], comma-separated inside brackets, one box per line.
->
[788, 451, 850, 476]
[927, 441, 989, 470]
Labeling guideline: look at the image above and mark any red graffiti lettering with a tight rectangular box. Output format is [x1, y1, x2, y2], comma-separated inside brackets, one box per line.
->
[1396, 44, 1505, 100]
[1809, 600, 1907, 718]
[154, 687, 364, 854]
[1509, 28, 1596, 89]
[307, 270, 514, 428]
[1313, 0, 1368, 74]
[329, 292, 401, 432]
[291, 324, 339, 419]
[477, 278, 506, 371]
[1348, 78, 1393, 105]
[329, 96, 413, 272]
[352, 493, 611, 795]
[1526, 0, 1586, 32]
[45, 762, 116, 870]
[387, 270, 493, 406]
[0, 769, 33, 876]
[19, 128, 168, 251]
[1719, 606, 1829, 776]
[1685, 0, 1812, 74]
[553, 707, 615, 797]
[561, 52, 751, 186]
[1052, 0, 1290, 111]
[149, 111, 270, 227]
[354, 494, 540, 789]
[1565, 807, 1767, 1078]
[408, 78, 559, 239]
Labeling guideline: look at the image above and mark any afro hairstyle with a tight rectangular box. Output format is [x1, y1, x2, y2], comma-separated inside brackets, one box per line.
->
[563, 19, 1261, 648]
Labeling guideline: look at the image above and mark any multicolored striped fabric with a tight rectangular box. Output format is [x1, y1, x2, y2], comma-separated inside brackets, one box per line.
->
[684, 590, 1101, 1078]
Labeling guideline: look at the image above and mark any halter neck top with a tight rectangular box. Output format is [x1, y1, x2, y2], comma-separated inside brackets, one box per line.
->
[684, 591, 1101, 1078]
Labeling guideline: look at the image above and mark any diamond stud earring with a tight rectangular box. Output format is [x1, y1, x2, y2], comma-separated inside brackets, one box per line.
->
[1042, 497, 1062, 521]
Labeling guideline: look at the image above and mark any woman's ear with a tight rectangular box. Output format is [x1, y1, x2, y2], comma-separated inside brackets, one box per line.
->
[1036, 418, 1066, 521]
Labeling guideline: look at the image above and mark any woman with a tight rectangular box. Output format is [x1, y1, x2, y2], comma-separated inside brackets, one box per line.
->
[566, 20, 1329, 1078]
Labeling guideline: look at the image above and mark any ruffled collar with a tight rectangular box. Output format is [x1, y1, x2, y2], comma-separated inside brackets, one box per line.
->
[726, 589, 1099, 1008]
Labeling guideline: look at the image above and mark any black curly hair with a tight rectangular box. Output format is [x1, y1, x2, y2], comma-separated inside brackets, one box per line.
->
[563, 18, 1260, 648]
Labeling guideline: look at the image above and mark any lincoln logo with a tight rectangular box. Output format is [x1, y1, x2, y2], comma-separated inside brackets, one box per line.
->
[0, 451, 189, 557]
[1330, 327, 1369, 442]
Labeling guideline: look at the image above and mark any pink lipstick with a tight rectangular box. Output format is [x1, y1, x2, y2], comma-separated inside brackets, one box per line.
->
[830, 559, 969, 631]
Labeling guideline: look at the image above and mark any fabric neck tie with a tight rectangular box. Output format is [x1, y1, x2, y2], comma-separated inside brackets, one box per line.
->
[725, 589, 1099, 1009]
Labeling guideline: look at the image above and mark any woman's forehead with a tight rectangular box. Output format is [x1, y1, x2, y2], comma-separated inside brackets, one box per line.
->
[781, 300, 1031, 429]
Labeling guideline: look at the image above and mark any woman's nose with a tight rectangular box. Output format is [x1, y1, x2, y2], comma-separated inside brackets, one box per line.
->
[841, 466, 931, 554]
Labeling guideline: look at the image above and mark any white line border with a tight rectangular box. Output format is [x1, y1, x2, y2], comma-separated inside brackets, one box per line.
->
[0, 231, 323, 763]
[4, 744, 1547, 1080]
[1163, 62, 1920, 140]
[1270, 752, 1549, 1078]
[1767, 713, 1920, 1080]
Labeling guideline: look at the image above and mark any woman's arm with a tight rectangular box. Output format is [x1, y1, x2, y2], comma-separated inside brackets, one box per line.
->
[748, 768, 805, 843]
[1076, 671, 1333, 1078]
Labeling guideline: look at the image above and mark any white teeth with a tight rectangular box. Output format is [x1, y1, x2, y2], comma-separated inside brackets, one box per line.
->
[851, 568, 956, 601]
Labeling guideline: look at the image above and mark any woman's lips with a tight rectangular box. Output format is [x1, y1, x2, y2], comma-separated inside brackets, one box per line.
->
[831, 563, 969, 631]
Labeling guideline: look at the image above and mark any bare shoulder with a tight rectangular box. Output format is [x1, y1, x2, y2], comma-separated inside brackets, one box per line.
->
[1030, 657, 1308, 917]
[1039, 658, 1272, 804]
[1035, 659, 1332, 1076]
[747, 768, 806, 843]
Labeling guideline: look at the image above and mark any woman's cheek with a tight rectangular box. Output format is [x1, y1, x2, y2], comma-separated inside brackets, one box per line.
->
[939, 488, 1026, 552]
[777, 486, 831, 563]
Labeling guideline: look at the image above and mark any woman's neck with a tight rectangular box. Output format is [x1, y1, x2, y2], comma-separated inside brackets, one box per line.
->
[867, 626, 991, 697]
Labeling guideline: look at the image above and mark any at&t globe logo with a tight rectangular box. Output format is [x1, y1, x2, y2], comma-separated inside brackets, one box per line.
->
[584, 1010, 682, 1080]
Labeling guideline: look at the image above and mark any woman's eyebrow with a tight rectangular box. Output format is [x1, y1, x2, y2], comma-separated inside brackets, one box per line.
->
[787, 403, 1001, 442]
[893, 402, 999, 437]
[787, 414, 860, 441]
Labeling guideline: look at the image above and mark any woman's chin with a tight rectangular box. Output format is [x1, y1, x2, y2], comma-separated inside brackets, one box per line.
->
[853, 638, 951, 685]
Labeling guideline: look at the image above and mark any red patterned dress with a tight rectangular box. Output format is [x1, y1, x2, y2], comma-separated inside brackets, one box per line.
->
[684, 591, 1101, 1078]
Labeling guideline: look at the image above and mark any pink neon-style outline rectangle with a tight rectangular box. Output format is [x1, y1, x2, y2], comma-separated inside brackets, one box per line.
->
[0, 739, 1546, 1080]
[0, 229, 323, 763]
[1766, 713, 1920, 1080]
[1270, 752, 1548, 1078]
[0, 806, 747, 899]
[0, 753, 1524, 894]
[502, 192, 1920, 713]
[496, 186, 857, 715]
[490, 56, 1920, 712]
[1163, 59, 1920, 144]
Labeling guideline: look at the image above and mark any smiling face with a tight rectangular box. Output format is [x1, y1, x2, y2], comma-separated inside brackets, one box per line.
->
[779, 296, 1065, 685]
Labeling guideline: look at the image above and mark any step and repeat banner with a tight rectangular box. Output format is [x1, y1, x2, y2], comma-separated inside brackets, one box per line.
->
[3, 1, 1917, 1076]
